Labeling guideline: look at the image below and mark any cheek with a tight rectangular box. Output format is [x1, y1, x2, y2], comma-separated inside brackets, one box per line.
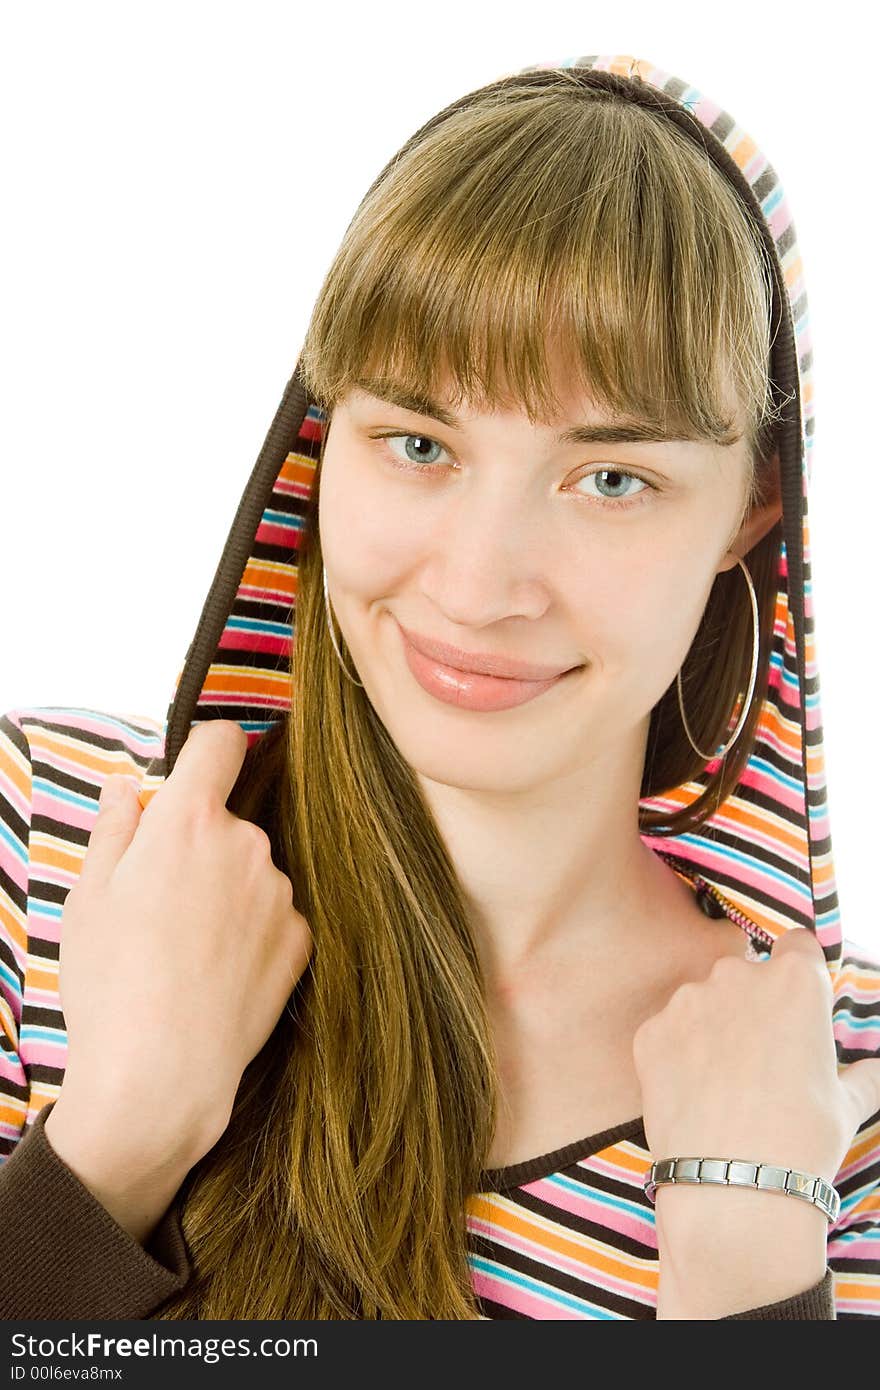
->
[318, 460, 432, 600]
[574, 542, 716, 697]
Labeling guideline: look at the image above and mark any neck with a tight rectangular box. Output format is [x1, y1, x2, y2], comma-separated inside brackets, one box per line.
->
[414, 722, 667, 988]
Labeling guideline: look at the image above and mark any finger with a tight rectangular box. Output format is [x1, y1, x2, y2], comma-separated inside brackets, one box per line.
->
[164, 719, 249, 813]
[770, 925, 828, 968]
[77, 775, 142, 889]
[840, 1057, 880, 1131]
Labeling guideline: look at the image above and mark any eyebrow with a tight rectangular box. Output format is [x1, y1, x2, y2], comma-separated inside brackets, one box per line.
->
[351, 378, 691, 445]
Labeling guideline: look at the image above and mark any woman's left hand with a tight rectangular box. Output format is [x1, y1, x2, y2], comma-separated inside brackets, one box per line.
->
[631, 925, 880, 1189]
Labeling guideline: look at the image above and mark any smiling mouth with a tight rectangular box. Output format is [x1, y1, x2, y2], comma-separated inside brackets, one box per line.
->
[395, 618, 580, 682]
[396, 620, 586, 712]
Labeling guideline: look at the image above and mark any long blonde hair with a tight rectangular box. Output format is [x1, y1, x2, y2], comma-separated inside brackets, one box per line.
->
[155, 66, 785, 1319]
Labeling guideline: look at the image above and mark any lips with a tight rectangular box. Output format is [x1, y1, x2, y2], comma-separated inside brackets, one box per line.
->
[396, 620, 576, 681]
[395, 618, 582, 712]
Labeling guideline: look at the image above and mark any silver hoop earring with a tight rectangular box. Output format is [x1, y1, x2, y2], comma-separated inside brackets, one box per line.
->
[322, 563, 364, 687]
[676, 555, 760, 763]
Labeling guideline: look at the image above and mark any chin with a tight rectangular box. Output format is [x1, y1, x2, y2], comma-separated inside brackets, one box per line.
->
[375, 703, 574, 796]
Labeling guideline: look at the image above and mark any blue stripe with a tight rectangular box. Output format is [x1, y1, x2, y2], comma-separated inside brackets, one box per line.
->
[675, 829, 811, 899]
[833, 1012, 880, 1034]
[740, 755, 803, 798]
[467, 1255, 617, 1319]
[761, 183, 784, 218]
[0, 958, 22, 1008]
[544, 1172, 653, 1224]
[0, 820, 27, 869]
[225, 617, 293, 637]
[262, 509, 304, 530]
[32, 780, 101, 813]
[21, 1026, 68, 1045]
[25, 709, 161, 741]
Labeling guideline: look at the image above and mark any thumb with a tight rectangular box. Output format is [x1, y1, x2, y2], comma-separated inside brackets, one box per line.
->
[839, 1057, 880, 1132]
[78, 775, 142, 888]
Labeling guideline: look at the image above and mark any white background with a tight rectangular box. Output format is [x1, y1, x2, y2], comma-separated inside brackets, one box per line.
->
[2, 2, 877, 955]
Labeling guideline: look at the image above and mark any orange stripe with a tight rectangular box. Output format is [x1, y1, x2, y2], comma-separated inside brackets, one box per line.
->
[728, 133, 759, 173]
[0, 745, 31, 804]
[27, 963, 59, 993]
[0, 1098, 27, 1128]
[843, 1123, 880, 1171]
[467, 1193, 659, 1294]
[240, 559, 298, 597]
[833, 1278, 880, 1301]
[202, 669, 290, 696]
[783, 254, 803, 291]
[280, 455, 317, 486]
[29, 730, 157, 781]
[836, 965, 880, 991]
[0, 900, 26, 956]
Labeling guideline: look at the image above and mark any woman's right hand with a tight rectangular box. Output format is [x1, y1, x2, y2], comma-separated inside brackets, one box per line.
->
[46, 718, 313, 1172]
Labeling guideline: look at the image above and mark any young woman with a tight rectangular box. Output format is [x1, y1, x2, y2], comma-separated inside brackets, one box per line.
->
[1, 53, 879, 1321]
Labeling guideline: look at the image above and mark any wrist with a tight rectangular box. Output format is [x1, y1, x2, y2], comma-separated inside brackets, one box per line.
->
[44, 1091, 197, 1191]
[654, 1177, 830, 1246]
[655, 1183, 828, 1319]
[43, 1099, 196, 1247]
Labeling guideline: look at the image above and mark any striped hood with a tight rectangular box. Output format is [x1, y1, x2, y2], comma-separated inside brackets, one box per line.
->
[149, 52, 841, 986]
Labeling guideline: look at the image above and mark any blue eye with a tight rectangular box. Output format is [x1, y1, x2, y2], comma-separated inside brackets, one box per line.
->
[370, 431, 656, 511]
[573, 468, 651, 507]
[376, 432, 449, 471]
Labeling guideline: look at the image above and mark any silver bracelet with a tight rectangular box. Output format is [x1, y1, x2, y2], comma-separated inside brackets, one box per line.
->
[643, 1157, 840, 1225]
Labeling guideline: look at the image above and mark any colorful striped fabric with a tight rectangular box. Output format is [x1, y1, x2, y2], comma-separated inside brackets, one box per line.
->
[1, 51, 878, 1319]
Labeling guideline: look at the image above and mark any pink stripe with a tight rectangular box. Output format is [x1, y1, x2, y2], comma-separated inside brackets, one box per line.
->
[834, 1021, 880, 1052]
[20, 905, 60, 944]
[768, 202, 793, 241]
[255, 520, 302, 547]
[295, 416, 324, 441]
[237, 585, 295, 605]
[0, 1054, 25, 1084]
[524, 1175, 654, 1245]
[829, 1228, 880, 1260]
[0, 837, 28, 895]
[274, 478, 314, 498]
[30, 790, 98, 836]
[28, 712, 161, 750]
[661, 842, 810, 918]
[0, 765, 30, 839]
[693, 97, 722, 127]
[21, 1039, 68, 1068]
[469, 1268, 589, 1319]
[26, 988, 60, 1010]
[217, 629, 291, 656]
[196, 693, 290, 710]
[470, 1212, 646, 1296]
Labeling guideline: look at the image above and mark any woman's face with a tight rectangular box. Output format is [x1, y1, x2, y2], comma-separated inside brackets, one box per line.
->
[318, 371, 778, 795]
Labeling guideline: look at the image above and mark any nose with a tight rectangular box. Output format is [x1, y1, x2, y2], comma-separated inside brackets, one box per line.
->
[417, 482, 553, 626]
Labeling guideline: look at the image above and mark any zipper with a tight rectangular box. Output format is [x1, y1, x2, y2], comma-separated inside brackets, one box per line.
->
[652, 847, 777, 953]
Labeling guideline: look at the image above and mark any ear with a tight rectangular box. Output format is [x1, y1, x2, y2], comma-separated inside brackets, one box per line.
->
[717, 447, 783, 574]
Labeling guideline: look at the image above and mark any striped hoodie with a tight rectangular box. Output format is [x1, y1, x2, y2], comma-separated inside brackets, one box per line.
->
[1, 51, 879, 1321]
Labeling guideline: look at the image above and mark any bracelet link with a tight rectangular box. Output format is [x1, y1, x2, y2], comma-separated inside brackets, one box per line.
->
[643, 1155, 841, 1224]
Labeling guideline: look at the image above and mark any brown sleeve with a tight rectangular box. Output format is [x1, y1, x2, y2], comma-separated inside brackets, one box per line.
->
[0, 1101, 194, 1320]
[718, 1266, 835, 1319]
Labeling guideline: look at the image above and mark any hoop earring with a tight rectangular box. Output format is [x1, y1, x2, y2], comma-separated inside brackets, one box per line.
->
[322, 563, 365, 687]
[676, 555, 760, 763]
